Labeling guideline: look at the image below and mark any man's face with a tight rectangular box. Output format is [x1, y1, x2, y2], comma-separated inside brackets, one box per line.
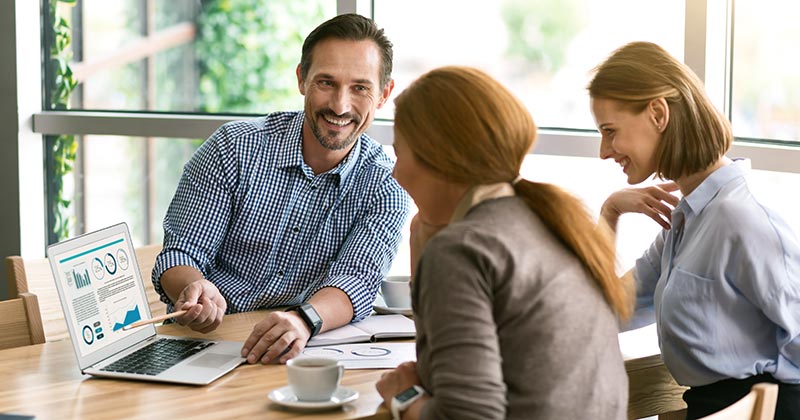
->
[298, 38, 393, 151]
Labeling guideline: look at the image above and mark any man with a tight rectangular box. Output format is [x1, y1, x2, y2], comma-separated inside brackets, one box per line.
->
[152, 13, 409, 365]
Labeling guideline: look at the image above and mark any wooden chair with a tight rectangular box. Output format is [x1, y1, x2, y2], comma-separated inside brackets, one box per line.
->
[626, 354, 689, 419]
[5, 243, 165, 341]
[698, 383, 779, 420]
[0, 292, 46, 349]
[5, 255, 65, 341]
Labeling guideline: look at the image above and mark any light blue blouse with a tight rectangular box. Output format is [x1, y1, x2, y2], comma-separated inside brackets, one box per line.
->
[634, 159, 800, 386]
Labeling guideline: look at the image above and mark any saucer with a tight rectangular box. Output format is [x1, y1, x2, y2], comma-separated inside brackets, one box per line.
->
[268, 386, 359, 410]
[373, 304, 413, 316]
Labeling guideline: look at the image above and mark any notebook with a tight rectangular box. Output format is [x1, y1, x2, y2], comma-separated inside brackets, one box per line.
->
[46, 222, 246, 385]
[307, 314, 416, 347]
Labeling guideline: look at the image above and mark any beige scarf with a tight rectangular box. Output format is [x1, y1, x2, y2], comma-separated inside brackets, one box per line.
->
[449, 182, 515, 223]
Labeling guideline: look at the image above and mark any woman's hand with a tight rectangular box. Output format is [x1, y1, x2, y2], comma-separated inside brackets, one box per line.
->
[376, 361, 424, 408]
[601, 182, 680, 231]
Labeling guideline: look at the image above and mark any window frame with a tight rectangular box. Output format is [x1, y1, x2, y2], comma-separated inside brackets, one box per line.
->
[19, 0, 800, 257]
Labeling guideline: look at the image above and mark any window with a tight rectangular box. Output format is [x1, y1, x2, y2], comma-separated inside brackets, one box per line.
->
[42, 0, 335, 243]
[78, 136, 202, 246]
[374, 0, 685, 128]
[55, 0, 334, 114]
[731, 0, 800, 142]
[29, 0, 800, 263]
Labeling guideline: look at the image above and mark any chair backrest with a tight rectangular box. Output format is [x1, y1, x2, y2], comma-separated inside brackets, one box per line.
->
[699, 383, 779, 420]
[5, 255, 65, 341]
[626, 357, 689, 420]
[0, 292, 46, 349]
[5, 243, 165, 341]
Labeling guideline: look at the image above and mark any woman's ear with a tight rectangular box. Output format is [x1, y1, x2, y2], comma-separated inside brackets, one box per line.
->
[649, 98, 669, 133]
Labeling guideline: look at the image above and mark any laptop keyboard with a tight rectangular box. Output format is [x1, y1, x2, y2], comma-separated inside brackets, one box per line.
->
[100, 338, 216, 376]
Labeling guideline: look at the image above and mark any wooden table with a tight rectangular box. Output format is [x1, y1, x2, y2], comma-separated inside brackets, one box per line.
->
[0, 312, 684, 420]
[0, 311, 390, 420]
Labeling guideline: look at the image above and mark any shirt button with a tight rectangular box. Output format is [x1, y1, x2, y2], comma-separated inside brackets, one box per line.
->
[310, 185, 317, 190]
[277, 270, 284, 277]
[292, 226, 299, 233]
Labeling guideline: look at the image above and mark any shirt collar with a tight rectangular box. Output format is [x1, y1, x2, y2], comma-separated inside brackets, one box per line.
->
[682, 158, 750, 215]
[275, 112, 362, 186]
[275, 112, 306, 169]
[450, 182, 515, 223]
[329, 138, 360, 182]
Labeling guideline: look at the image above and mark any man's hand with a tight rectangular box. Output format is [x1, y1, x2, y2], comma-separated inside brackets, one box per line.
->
[173, 279, 226, 333]
[601, 182, 680, 231]
[241, 310, 311, 364]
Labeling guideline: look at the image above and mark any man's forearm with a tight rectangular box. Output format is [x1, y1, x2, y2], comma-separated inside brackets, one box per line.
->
[159, 265, 205, 303]
[308, 287, 355, 334]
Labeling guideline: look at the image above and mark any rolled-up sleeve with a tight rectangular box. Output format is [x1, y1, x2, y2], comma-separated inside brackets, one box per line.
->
[152, 125, 237, 304]
[317, 174, 409, 320]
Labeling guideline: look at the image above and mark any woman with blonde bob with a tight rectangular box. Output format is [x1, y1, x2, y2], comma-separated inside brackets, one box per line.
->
[589, 41, 800, 419]
[375, 66, 630, 419]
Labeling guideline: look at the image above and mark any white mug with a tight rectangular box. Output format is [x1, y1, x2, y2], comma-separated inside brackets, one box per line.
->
[286, 357, 344, 401]
[381, 275, 411, 309]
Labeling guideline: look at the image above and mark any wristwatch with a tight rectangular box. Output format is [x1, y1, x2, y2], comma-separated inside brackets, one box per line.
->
[391, 385, 427, 420]
[285, 303, 323, 337]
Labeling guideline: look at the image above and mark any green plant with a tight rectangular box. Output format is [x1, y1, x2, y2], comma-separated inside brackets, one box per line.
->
[47, 0, 79, 243]
[501, 0, 586, 72]
[195, 0, 329, 113]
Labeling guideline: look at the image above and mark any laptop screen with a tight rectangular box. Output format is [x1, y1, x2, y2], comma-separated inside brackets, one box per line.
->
[48, 224, 152, 358]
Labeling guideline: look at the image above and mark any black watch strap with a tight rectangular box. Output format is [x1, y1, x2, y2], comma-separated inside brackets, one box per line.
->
[286, 303, 323, 337]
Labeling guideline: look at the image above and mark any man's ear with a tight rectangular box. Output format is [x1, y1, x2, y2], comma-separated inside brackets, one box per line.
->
[377, 79, 395, 109]
[296, 64, 306, 95]
[649, 97, 669, 132]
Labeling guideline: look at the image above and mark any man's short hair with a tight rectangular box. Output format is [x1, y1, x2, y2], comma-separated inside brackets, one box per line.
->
[300, 13, 393, 88]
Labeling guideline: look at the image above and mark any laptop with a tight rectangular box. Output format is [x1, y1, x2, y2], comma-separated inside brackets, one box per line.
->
[47, 222, 246, 385]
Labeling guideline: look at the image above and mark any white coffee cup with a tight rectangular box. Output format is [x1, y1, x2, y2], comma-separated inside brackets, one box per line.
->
[381, 275, 411, 309]
[286, 357, 344, 401]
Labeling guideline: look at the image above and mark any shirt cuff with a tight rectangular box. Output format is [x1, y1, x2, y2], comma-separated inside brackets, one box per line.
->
[152, 249, 204, 305]
[316, 274, 379, 321]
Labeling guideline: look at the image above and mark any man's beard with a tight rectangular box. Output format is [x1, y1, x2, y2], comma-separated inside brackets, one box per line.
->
[311, 110, 361, 151]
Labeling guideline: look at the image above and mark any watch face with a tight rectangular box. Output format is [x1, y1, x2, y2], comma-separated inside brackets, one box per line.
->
[396, 386, 421, 403]
[294, 303, 322, 336]
[304, 304, 322, 325]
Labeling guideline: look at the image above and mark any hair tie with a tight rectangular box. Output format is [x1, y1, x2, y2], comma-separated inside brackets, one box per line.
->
[511, 175, 523, 185]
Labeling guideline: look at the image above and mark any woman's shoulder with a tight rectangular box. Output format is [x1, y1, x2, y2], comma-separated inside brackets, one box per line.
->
[426, 197, 589, 284]
[705, 181, 795, 241]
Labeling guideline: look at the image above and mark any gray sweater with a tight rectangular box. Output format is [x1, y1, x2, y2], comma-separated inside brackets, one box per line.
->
[413, 196, 628, 420]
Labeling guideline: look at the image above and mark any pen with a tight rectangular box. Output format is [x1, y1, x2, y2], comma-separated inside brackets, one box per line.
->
[122, 310, 188, 331]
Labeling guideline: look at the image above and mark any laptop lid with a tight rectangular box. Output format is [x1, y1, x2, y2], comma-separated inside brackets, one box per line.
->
[47, 222, 159, 371]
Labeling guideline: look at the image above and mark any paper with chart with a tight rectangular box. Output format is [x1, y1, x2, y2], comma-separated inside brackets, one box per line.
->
[301, 342, 416, 369]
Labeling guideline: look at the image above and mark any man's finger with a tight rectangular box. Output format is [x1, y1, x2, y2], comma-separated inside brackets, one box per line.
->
[262, 331, 295, 363]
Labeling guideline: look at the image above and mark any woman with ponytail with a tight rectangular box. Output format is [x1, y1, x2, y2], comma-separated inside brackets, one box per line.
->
[375, 66, 630, 420]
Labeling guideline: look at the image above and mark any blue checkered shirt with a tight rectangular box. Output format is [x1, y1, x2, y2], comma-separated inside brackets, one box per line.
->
[152, 111, 410, 321]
